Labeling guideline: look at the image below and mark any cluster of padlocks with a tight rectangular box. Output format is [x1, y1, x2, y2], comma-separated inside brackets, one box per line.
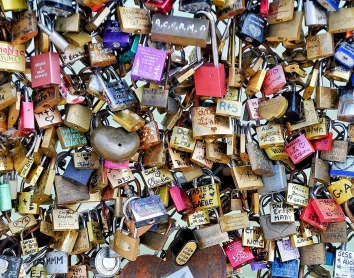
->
[2, 0, 354, 277]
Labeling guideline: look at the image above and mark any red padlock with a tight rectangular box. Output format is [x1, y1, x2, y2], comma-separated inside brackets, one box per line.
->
[262, 62, 286, 96]
[30, 51, 61, 89]
[299, 199, 328, 231]
[260, 0, 269, 18]
[169, 185, 194, 216]
[224, 238, 254, 269]
[18, 86, 34, 136]
[311, 197, 346, 223]
[194, 11, 226, 98]
[143, 0, 176, 14]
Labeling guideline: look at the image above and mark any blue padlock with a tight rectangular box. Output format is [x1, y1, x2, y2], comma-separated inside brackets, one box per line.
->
[272, 257, 299, 278]
[62, 157, 93, 187]
[335, 42, 354, 69]
[326, 251, 334, 265]
[317, 0, 340, 11]
[103, 20, 130, 50]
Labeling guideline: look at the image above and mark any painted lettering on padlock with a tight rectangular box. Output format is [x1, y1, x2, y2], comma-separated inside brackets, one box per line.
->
[287, 183, 309, 207]
[142, 165, 173, 188]
[242, 227, 265, 248]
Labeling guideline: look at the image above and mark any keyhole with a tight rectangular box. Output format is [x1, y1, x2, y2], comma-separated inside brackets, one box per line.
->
[210, 74, 213, 77]
[118, 143, 122, 147]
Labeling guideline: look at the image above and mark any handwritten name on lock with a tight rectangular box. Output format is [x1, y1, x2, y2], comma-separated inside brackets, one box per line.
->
[33, 87, 57, 107]
[0, 42, 25, 72]
[188, 211, 209, 227]
[142, 165, 173, 188]
[285, 135, 314, 164]
[34, 107, 61, 125]
[191, 141, 213, 169]
[61, 46, 86, 64]
[257, 124, 283, 148]
[321, 222, 347, 243]
[271, 202, 295, 222]
[191, 184, 219, 210]
[194, 225, 229, 249]
[335, 249, 354, 278]
[169, 148, 192, 168]
[58, 127, 87, 148]
[220, 213, 250, 232]
[53, 210, 79, 230]
[307, 33, 334, 59]
[106, 167, 134, 188]
[242, 227, 265, 248]
[287, 183, 309, 207]
[171, 127, 196, 151]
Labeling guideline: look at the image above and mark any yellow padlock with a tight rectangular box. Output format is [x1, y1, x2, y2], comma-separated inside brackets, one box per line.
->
[328, 179, 353, 205]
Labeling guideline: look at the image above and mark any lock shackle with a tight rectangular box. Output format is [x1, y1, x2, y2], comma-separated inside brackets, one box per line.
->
[21, 86, 31, 102]
[332, 122, 348, 141]
[297, 0, 304, 11]
[245, 122, 254, 143]
[196, 11, 218, 67]
[119, 216, 138, 238]
[88, 208, 100, 223]
[78, 213, 87, 229]
[200, 168, 215, 184]
[122, 196, 139, 220]
[289, 169, 308, 186]
[309, 183, 325, 200]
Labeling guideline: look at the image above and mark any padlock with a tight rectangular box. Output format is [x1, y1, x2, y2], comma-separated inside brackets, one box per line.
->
[11, 0, 38, 45]
[87, 209, 105, 245]
[262, 60, 287, 96]
[55, 230, 79, 254]
[284, 131, 315, 164]
[55, 0, 80, 32]
[321, 122, 348, 162]
[191, 169, 221, 211]
[46, 250, 69, 275]
[38, 0, 74, 16]
[228, 20, 244, 88]
[62, 155, 93, 187]
[328, 4, 354, 33]
[170, 126, 196, 153]
[237, 0, 266, 45]
[286, 169, 309, 207]
[88, 42, 117, 67]
[224, 238, 254, 269]
[113, 217, 140, 261]
[96, 67, 137, 112]
[267, 0, 294, 24]
[256, 123, 284, 149]
[170, 174, 194, 216]
[103, 19, 130, 50]
[311, 185, 346, 223]
[242, 227, 265, 249]
[0, 176, 12, 211]
[259, 194, 297, 240]
[194, 12, 226, 97]
[300, 195, 328, 231]
[266, 0, 303, 42]
[140, 217, 173, 251]
[71, 214, 92, 255]
[305, 117, 327, 140]
[179, 0, 212, 13]
[312, 118, 333, 151]
[90, 246, 121, 277]
[305, 0, 327, 26]
[306, 29, 334, 60]
[124, 184, 168, 228]
[120, 34, 140, 63]
[246, 57, 267, 95]
[0, 0, 27, 11]
[271, 257, 299, 277]
[86, 2, 117, 32]
[299, 243, 326, 266]
[259, 161, 287, 195]
[170, 228, 198, 266]
[30, 259, 47, 278]
[66, 255, 89, 278]
[32, 86, 61, 113]
[16, 179, 39, 215]
[310, 150, 330, 186]
[139, 110, 161, 150]
[245, 123, 274, 176]
[335, 41, 354, 69]
[324, 59, 351, 83]
[131, 43, 166, 85]
[0, 248, 23, 278]
[337, 85, 354, 122]
[316, 60, 339, 110]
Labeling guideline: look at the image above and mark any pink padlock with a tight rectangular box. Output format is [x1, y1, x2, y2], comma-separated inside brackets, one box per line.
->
[104, 160, 129, 169]
[170, 184, 194, 216]
[262, 64, 286, 96]
[224, 238, 254, 269]
[284, 133, 315, 164]
[18, 86, 34, 136]
[246, 98, 263, 121]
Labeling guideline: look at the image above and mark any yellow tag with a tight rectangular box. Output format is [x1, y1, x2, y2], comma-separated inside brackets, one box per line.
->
[242, 227, 265, 248]
[187, 210, 210, 227]
[328, 179, 353, 205]
[305, 118, 327, 140]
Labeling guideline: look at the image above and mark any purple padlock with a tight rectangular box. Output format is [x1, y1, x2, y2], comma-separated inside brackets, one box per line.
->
[250, 261, 267, 271]
[131, 45, 166, 84]
[103, 20, 130, 50]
